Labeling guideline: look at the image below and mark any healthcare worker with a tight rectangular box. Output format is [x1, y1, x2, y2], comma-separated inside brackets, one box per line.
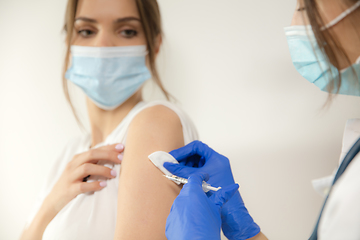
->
[164, 0, 360, 239]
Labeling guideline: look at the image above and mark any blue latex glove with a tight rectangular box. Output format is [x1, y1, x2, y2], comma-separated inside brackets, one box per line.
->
[166, 172, 239, 240]
[164, 141, 261, 240]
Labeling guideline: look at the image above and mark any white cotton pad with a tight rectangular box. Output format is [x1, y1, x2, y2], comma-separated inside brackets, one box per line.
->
[148, 151, 181, 184]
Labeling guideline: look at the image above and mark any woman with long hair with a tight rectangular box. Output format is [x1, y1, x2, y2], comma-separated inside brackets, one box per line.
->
[20, 0, 198, 239]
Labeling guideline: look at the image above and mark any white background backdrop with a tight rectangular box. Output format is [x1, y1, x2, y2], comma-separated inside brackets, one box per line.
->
[1, 0, 360, 239]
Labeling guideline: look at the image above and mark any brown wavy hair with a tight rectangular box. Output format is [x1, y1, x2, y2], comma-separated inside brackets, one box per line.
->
[62, 0, 169, 123]
[301, 0, 360, 98]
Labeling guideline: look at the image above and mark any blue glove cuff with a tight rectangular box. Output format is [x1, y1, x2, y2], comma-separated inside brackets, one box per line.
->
[221, 192, 261, 240]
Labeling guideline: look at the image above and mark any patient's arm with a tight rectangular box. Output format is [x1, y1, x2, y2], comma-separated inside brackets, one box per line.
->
[248, 232, 268, 240]
[113, 105, 185, 240]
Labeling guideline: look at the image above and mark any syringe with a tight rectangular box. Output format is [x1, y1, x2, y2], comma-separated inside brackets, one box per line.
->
[165, 175, 222, 192]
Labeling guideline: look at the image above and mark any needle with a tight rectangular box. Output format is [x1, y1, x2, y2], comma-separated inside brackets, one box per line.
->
[164, 175, 222, 192]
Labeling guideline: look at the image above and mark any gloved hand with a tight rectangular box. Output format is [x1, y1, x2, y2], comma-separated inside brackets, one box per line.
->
[164, 140, 261, 240]
[165, 172, 239, 240]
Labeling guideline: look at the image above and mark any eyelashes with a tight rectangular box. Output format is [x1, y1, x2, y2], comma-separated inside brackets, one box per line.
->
[76, 28, 138, 39]
[120, 29, 138, 38]
[78, 29, 95, 38]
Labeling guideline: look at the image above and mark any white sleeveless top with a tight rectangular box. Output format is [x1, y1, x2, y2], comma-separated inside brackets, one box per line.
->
[25, 101, 198, 240]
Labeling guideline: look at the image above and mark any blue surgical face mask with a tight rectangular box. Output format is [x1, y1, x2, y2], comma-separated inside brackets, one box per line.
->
[65, 45, 151, 110]
[284, 2, 360, 96]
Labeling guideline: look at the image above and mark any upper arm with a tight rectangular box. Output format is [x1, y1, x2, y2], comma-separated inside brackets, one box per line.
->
[114, 105, 184, 240]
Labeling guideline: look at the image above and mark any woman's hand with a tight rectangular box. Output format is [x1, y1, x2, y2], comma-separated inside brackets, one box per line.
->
[45, 143, 124, 214]
[20, 143, 124, 240]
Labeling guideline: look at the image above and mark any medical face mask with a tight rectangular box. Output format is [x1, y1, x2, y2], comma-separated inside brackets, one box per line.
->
[284, 2, 360, 96]
[65, 45, 151, 110]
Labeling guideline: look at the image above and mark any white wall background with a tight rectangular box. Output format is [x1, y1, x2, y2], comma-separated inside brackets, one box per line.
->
[1, 0, 360, 239]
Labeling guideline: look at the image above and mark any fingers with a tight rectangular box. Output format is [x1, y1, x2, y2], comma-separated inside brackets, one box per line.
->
[179, 172, 209, 196]
[113, 143, 125, 152]
[169, 140, 214, 163]
[163, 162, 197, 178]
[100, 143, 125, 152]
[73, 181, 108, 194]
[71, 143, 124, 168]
[187, 172, 210, 185]
[71, 163, 117, 182]
[98, 143, 125, 154]
[210, 184, 239, 208]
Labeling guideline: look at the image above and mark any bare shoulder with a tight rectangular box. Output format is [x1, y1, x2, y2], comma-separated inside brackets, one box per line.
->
[127, 104, 184, 149]
[130, 104, 182, 131]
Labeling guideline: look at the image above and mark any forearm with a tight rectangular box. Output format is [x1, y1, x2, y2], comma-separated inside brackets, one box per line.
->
[19, 197, 58, 240]
[247, 232, 268, 240]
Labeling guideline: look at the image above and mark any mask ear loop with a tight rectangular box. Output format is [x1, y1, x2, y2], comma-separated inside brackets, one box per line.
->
[320, 1, 360, 30]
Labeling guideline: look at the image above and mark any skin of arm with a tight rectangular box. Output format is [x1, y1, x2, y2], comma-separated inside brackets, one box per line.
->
[19, 197, 58, 240]
[113, 105, 185, 240]
[248, 232, 268, 240]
